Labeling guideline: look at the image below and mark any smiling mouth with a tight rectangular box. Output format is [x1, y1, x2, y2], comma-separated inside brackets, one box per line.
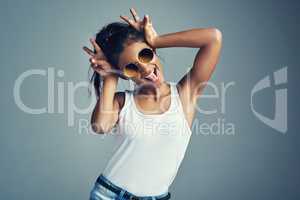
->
[144, 67, 159, 82]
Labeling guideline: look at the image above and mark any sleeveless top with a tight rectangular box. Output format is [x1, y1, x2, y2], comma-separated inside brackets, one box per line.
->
[102, 81, 192, 196]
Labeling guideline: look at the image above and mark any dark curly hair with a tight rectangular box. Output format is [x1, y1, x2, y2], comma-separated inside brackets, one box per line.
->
[89, 22, 145, 98]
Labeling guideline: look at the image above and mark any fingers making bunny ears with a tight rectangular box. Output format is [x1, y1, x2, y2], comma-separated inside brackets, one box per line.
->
[120, 8, 152, 31]
[83, 38, 116, 76]
[88, 56, 125, 78]
[83, 38, 107, 59]
[130, 8, 140, 22]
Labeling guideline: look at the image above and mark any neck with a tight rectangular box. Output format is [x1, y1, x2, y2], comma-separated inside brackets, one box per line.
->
[134, 81, 170, 101]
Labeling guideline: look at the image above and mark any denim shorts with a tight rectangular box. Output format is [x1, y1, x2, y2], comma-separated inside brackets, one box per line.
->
[89, 174, 171, 200]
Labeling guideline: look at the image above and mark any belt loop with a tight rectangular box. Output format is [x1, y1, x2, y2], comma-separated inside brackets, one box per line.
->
[118, 189, 125, 200]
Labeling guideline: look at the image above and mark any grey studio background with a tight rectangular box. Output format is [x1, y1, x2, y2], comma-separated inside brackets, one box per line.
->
[0, 0, 299, 200]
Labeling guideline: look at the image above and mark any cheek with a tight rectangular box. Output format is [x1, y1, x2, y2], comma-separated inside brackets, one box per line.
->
[153, 56, 162, 69]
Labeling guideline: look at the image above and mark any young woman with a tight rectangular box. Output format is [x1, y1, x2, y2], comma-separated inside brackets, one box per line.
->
[83, 8, 222, 200]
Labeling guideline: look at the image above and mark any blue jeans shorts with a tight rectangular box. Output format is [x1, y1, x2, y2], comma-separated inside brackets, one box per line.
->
[89, 174, 171, 200]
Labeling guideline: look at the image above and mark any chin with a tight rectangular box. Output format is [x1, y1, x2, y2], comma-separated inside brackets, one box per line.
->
[137, 68, 163, 86]
[135, 78, 161, 88]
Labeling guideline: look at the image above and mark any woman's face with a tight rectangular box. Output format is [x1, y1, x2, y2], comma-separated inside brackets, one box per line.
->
[117, 41, 165, 87]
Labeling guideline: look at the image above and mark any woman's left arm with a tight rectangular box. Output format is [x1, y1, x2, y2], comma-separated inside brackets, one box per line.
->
[152, 28, 223, 103]
[120, 9, 222, 126]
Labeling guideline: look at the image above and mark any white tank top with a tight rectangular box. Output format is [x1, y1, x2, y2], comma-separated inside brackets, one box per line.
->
[102, 81, 192, 196]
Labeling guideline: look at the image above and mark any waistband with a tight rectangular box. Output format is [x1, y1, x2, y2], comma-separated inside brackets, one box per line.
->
[96, 174, 171, 200]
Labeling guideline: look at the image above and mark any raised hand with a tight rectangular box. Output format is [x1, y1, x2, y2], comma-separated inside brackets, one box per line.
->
[83, 38, 126, 78]
[120, 8, 158, 48]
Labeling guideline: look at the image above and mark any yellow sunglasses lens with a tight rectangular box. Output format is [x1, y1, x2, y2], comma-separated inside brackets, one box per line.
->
[122, 48, 154, 78]
[123, 63, 140, 78]
[138, 48, 154, 63]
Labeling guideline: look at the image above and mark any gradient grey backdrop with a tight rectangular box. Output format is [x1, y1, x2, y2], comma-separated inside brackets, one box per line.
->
[1, 0, 299, 199]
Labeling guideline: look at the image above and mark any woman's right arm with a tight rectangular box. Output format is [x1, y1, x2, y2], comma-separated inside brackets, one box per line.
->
[91, 74, 120, 134]
[83, 38, 122, 134]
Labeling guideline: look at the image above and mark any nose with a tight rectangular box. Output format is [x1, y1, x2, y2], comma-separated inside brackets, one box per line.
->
[138, 62, 155, 78]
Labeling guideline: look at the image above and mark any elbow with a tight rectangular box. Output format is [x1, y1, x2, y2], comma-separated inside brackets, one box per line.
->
[91, 121, 114, 134]
[211, 28, 222, 43]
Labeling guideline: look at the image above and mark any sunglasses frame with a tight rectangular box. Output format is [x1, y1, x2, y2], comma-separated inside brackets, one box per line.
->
[122, 47, 155, 79]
